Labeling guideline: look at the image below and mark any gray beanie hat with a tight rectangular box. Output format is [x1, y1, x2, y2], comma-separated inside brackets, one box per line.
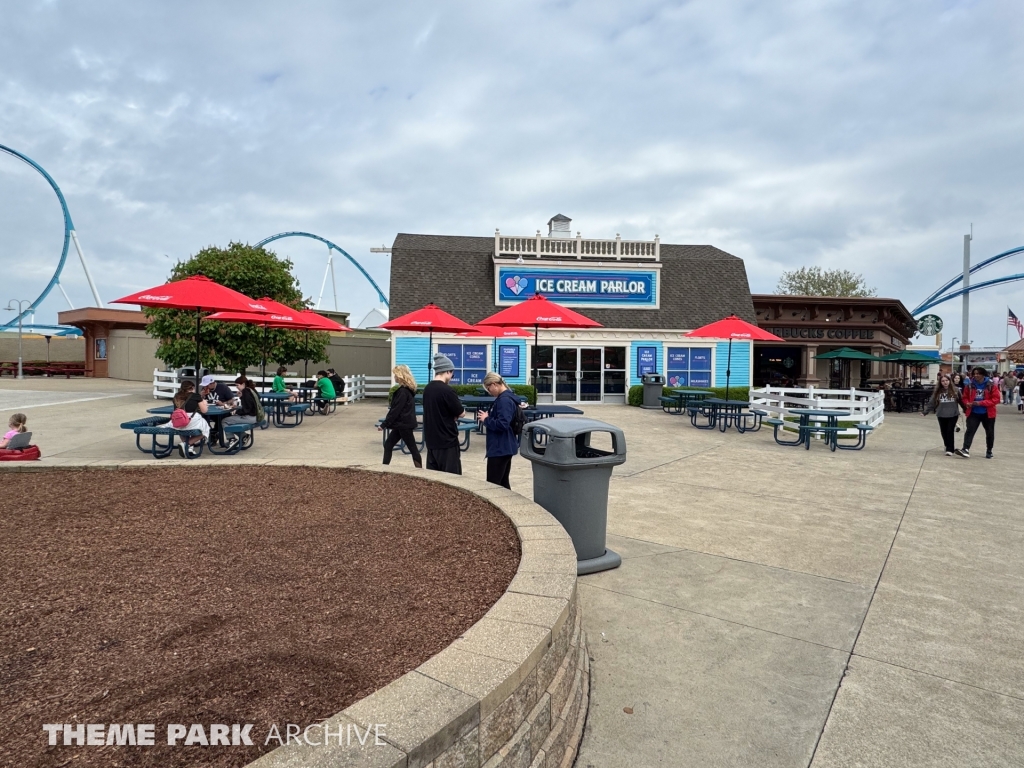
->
[432, 354, 454, 373]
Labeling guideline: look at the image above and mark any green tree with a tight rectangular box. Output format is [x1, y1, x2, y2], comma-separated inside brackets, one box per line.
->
[776, 266, 877, 297]
[145, 242, 330, 372]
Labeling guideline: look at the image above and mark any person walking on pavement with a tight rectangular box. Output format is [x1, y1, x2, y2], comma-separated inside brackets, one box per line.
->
[379, 365, 422, 469]
[922, 373, 961, 456]
[422, 354, 466, 474]
[477, 372, 523, 489]
[956, 367, 999, 459]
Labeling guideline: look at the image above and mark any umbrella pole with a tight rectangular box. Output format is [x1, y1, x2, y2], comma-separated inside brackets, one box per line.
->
[304, 330, 309, 380]
[533, 324, 539, 394]
[195, 309, 202, 389]
[725, 337, 732, 401]
[428, 330, 433, 377]
[262, 324, 268, 392]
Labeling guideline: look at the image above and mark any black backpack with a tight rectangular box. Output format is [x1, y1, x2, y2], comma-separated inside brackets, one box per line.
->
[506, 391, 526, 439]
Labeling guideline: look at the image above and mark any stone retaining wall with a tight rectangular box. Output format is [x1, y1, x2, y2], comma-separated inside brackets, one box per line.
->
[248, 467, 590, 768]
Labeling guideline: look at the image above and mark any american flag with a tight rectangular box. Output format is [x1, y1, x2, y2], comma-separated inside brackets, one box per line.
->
[1009, 308, 1023, 339]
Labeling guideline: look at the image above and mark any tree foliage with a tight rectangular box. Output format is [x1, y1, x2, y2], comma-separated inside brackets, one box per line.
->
[145, 242, 330, 372]
[776, 266, 877, 297]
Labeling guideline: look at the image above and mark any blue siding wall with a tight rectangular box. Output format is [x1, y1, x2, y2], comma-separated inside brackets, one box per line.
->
[629, 341, 663, 387]
[493, 339, 528, 385]
[395, 337, 430, 385]
[714, 340, 751, 387]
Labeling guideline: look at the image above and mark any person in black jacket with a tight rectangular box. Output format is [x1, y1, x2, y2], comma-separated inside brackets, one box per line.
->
[222, 376, 260, 449]
[379, 365, 422, 468]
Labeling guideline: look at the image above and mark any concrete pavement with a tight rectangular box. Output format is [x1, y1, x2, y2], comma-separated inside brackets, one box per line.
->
[2, 379, 1022, 767]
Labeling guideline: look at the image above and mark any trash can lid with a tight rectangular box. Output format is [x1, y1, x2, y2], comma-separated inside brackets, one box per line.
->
[526, 417, 625, 439]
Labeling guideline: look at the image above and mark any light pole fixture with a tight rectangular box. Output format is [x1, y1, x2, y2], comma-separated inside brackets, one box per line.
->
[4, 299, 32, 379]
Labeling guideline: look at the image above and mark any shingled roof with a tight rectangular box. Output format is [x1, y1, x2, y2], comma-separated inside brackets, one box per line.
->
[389, 233, 755, 329]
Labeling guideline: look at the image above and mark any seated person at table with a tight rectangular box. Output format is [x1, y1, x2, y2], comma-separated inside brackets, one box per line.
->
[327, 368, 345, 398]
[173, 380, 209, 458]
[314, 370, 336, 407]
[200, 374, 237, 407]
[222, 376, 260, 448]
[272, 366, 297, 401]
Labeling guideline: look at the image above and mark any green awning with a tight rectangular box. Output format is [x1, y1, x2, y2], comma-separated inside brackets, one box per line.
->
[876, 350, 939, 363]
[814, 347, 880, 361]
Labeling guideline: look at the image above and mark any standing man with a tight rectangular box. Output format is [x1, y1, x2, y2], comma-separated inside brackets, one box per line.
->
[956, 367, 999, 459]
[422, 354, 466, 474]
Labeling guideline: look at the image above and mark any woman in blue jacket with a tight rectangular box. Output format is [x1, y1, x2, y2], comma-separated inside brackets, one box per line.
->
[478, 372, 523, 489]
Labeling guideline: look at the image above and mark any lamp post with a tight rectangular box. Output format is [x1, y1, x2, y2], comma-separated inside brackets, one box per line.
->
[4, 299, 31, 379]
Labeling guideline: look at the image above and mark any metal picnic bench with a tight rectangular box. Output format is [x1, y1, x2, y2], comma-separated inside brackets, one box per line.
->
[761, 408, 875, 451]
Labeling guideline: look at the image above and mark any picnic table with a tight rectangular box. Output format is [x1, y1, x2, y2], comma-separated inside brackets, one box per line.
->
[524, 404, 583, 421]
[661, 389, 714, 414]
[890, 388, 930, 413]
[763, 408, 873, 451]
[377, 417, 478, 454]
[689, 398, 762, 432]
[148, 404, 242, 451]
[259, 391, 310, 427]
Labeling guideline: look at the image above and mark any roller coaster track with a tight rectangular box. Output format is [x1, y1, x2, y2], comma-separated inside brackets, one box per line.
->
[254, 231, 389, 307]
[912, 244, 1024, 316]
[0, 143, 103, 328]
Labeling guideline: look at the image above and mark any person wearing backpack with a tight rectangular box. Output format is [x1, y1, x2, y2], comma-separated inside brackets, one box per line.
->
[478, 372, 524, 489]
[172, 380, 209, 458]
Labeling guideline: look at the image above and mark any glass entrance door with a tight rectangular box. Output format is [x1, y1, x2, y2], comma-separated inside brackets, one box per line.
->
[579, 347, 603, 402]
[555, 348, 578, 401]
[554, 347, 604, 402]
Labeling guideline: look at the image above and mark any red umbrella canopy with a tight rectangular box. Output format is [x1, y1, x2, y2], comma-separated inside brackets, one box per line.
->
[206, 311, 306, 328]
[379, 303, 476, 334]
[477, 294, 602, 329]
[111, 275, 270, 314]
[685, 315, 783, 342]
[458, 326, 535, 338]
[294, 310, 351, 332]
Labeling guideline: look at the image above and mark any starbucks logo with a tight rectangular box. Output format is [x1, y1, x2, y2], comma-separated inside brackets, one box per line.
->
[917, 314, 943, 336]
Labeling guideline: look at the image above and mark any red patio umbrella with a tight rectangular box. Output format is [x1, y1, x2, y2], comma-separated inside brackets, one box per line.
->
[477, 294, 602, 387]
[111, 275, 271, 387]
[685, 315, 783, 400]
[380, 303, 477, 374]
[207, 306, 351, 383]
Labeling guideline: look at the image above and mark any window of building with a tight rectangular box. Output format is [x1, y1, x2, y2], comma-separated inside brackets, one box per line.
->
[666, 347, 712, 388]
[437, 343, 488, 384]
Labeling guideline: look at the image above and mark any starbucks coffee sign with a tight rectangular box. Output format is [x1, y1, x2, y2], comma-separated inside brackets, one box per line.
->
[917, 314, 943, 336]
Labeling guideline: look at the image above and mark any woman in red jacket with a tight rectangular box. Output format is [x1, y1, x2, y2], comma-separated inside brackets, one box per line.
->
[955, 367, 1000, 459]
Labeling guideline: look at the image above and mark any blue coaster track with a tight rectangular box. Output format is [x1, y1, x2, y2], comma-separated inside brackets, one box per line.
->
[254, 231, 389, 307]
[0, 143, 76, 329]
[913, 244, 1024, 316]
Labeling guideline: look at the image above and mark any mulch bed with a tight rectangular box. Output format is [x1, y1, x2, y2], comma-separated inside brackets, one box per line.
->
[0, 467, 521, 768]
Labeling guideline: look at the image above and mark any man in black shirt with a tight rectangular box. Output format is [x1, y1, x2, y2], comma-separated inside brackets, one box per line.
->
[327, 368, 345, 398]
[422, 354, 466, 474]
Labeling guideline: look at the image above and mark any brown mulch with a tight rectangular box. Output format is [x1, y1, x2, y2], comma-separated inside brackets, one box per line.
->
[0, 467, 521, 768]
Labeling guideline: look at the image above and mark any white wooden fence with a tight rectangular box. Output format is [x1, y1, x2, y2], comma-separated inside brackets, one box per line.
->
[153, 370, 388, 404]
[749, 386, 885, 438]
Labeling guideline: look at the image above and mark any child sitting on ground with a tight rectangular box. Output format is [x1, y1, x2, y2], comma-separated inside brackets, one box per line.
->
[0, 413, 28, 448]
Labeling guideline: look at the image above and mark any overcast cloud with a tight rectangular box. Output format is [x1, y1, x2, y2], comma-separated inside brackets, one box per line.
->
[1, 0, 1022, 343]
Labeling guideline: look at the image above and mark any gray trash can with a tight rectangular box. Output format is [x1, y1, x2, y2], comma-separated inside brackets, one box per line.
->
[519, 418, 626, 575]
[641, 373, 666, 409]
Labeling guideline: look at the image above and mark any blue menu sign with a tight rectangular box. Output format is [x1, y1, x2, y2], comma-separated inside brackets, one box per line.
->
[637, 346, 657, 376]
[437, 344, 462, 367]
[667, 348, 689, 369]
[464, 345, 487, 368]
[690, 348, 712, 370]
[499, 345, 520, 378]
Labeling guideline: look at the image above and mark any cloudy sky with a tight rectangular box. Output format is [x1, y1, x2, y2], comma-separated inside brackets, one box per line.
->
[1, 0, 1022, 345]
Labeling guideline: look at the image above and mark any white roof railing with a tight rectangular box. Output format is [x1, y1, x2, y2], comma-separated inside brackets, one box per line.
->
[495, 230, 660, 261]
